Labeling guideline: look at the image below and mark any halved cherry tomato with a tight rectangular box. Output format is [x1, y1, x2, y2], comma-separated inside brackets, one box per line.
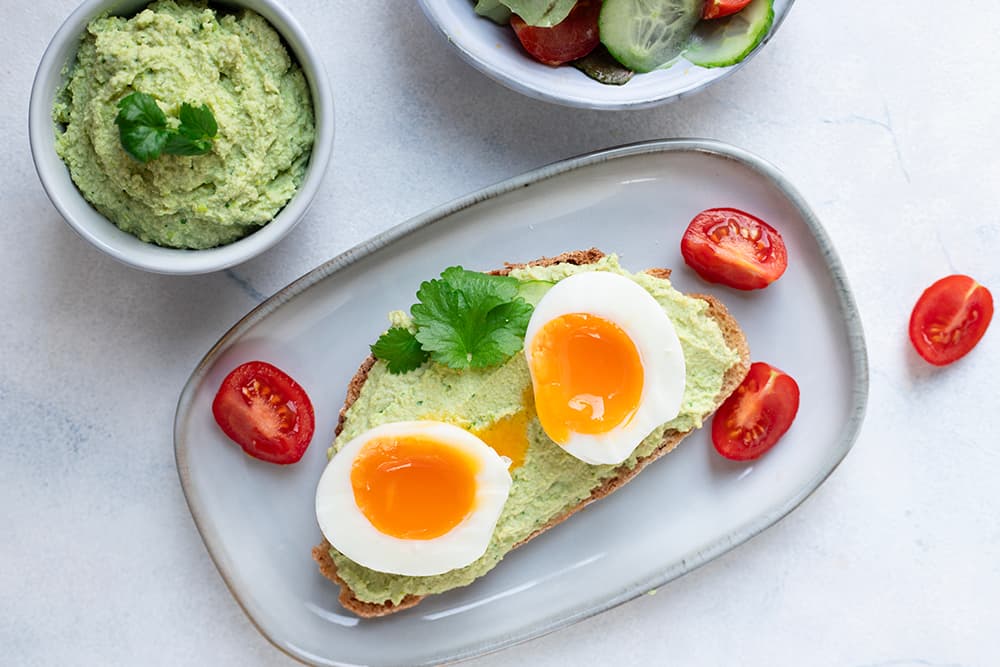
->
[212, 361, 315, 465]
[703, 0, 754, 19]
[712, 362, 799, 461]
[909, 275, 993, 366]
[510, 0, 601, 67]
[680, 208, 788, 290]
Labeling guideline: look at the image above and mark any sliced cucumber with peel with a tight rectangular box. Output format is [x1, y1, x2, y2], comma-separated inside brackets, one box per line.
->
[516, 280, 554, 306]
[684, 0, 774, 68]
[599, 0, 704, 73]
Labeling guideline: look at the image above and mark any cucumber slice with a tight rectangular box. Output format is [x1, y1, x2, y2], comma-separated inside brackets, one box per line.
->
[516, 280, 555, 306]
[599, 0, 703, 73]
[474, 0, 512, 25]
[684, 0, 774, 68]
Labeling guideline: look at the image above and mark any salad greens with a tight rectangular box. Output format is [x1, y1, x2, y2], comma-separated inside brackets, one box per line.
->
[470, 0, 774, 85]
[573, 45, 634, 86]
[497, 0, 578, 27]
[474, 0, 512, 24]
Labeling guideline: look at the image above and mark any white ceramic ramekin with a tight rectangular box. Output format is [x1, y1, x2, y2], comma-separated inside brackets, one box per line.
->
[29, 0, 334, 275]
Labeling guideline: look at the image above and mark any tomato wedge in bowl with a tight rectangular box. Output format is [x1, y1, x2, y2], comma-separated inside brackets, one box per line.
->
[680, 208, 788, 290]
[510, 0, 601, 66]
[702, 0, 754, 19]
[212, 361, 316, 464]
[909, 275, 993, 366]
[712, 362, 800, 461]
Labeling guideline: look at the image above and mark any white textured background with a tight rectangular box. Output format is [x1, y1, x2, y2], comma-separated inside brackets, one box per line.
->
[4, 1, 999, 665]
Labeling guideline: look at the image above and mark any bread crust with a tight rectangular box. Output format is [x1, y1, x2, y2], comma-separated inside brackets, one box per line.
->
[313, 249, 750, 617]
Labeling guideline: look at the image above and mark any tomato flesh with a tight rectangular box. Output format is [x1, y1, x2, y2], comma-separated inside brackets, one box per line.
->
[703, 0, 754, 19]
[681, 208, 788, 290]
[909, 275, 993, 366]
[511, 0, 600, 66]
[712, 362, 800, 461]
[212, 361, 315, 465]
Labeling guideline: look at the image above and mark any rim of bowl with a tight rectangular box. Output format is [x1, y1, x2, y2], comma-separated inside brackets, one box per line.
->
[28, 0, 335, 275]
[415, 0, 795, 110]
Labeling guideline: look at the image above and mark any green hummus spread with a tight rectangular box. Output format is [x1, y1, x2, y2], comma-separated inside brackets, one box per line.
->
[53, 0, 315, 249]
[326, 256, 741, 604]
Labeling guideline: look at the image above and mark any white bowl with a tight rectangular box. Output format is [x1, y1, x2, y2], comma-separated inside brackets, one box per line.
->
[28, 0, 334, 275]
[416, 0, 795, 110]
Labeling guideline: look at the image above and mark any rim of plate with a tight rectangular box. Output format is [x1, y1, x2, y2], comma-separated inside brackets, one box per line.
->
[414, 0, 797, 110]
[174, 138, 869, 666]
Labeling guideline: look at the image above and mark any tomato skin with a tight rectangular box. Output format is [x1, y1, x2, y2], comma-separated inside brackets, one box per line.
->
[510, 0, 601, 67]
[909, 275, 993, 366]
[712, 362, 800, 461]
[680, 208, 788, 290]
[703, 0, 754, 19]
[212, 361, 315, 465]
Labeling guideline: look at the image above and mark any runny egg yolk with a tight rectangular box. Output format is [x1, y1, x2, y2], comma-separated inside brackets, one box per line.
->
[529, 313, 644, 445]
[475, 406, 531, 469]
[350, 436, 479, 540]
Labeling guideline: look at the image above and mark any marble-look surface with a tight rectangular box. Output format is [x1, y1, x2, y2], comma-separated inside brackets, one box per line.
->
[3, 1, 997, 665]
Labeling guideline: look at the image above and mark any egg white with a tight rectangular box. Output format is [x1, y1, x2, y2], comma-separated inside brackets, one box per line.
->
[315, 421, 512, 577]
[523, 271, 686, 466]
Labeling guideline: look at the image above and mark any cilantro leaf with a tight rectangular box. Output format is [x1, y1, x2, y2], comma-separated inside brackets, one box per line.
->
[370, 327, 429, 374]
[440, 266, 519, 302]
[117, 123, 172, 163]
[164, 102, 218, 156]
[163, 133, 213, 156]
[412, 267, 534, 370]
[115, 92, 170, 162]
[471, 299, 534, 366]
[115, 92, 217, 162]
[116, 91, 168, 128]
[177, 102, 218, 140]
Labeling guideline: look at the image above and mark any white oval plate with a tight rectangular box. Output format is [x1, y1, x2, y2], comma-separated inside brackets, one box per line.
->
[175, 139, 867, 666]
[416, 0, 796, 110]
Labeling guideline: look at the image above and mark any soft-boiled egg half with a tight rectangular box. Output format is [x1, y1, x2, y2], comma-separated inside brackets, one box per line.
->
[524, 271, 686, 465]
[315, 421, 512, 576]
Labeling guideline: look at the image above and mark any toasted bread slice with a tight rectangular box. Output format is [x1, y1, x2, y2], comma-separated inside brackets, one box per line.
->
[313, 249, 751, 617]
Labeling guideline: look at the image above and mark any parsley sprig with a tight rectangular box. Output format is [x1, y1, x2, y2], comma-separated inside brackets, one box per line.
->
[371, 267, 534, 374]
[115, 92, 218, 163]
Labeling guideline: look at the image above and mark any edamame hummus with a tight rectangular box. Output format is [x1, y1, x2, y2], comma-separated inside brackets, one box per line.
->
[53, 0, 315, 249]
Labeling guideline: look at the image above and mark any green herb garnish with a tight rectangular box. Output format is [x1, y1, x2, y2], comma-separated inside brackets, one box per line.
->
[115, 92, 218, 163]
[371, 267, 535, 374]
[370, 327, 429, 375]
